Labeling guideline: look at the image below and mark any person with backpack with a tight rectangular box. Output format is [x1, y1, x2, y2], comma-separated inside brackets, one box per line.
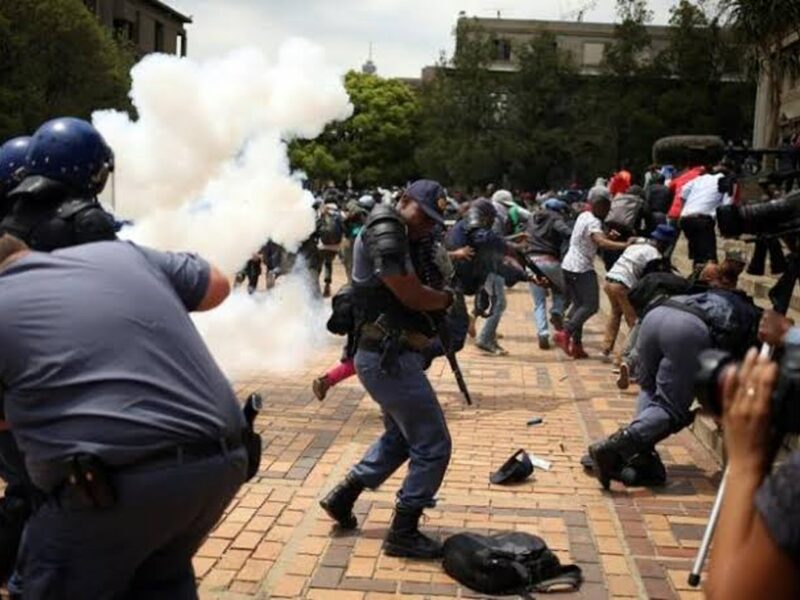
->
[602, 185, 646, 270]
[587, 259, 760, 489]
[317, 201, 344, 297]
[526, 198, 572, 349]
[601, 225, 675, 360]
[554, 191, 630, 359]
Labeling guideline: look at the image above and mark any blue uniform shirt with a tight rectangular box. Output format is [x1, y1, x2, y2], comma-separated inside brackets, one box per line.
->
[0, 241, 244, 482]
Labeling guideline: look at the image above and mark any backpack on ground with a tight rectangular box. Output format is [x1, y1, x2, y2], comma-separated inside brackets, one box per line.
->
[443, 531, 583, 598]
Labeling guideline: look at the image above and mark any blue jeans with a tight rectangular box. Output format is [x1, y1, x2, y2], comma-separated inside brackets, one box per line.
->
[528, 259, 566, 337]
[477, 273, 507, 346]
[351, 349, 451, 509]
[628, 306, 711, 445]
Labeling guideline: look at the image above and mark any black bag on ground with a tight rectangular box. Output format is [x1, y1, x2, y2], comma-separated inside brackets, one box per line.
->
[443, 531, 583, 597]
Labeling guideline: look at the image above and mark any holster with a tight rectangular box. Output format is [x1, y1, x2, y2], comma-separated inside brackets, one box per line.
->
[60, 454, 117, 510]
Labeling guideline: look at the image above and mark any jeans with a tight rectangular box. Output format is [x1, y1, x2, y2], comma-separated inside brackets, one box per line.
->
[528, 258, 565, 337]
[320, 250, 337, 286]
[477, 273, 507, 347]
[351, 349, 451, 509]
[563, 270, 599, 344]
[627, 306, 711, 445]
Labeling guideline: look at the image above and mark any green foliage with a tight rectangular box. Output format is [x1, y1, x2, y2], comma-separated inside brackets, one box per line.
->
[415, 20, 504, 189]
[290, 71, 421, 188]
[0, 0, 134, 142]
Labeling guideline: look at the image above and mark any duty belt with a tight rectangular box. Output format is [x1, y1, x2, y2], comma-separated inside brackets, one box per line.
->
[359, 322, 432, 353]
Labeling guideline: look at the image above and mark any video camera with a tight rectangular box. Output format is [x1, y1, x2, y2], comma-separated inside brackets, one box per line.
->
[717, 190, 800, 239]
[694, 346, 800, 435]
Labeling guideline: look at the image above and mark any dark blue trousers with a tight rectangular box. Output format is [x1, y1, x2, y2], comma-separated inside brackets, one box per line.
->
[19, 448, 246, 599]
[351, 349, 452, 510]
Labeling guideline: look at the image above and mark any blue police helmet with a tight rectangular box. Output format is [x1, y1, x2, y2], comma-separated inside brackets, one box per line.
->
[0, 136, 32, 191]
[25, 117, 114, 196]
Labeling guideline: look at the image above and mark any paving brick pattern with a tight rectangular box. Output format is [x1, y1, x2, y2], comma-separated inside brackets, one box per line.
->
[192, 269, 722, 599]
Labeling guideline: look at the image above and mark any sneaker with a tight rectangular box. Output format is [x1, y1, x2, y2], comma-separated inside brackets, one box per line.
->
[616, 362, 630, 390]
[538, 335, 550, 350]
[476, 342, 509, 356]
[570, 341, 589, 360]
[553, 331, 571, 356]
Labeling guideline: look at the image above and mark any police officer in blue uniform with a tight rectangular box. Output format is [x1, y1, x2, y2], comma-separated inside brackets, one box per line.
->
[319, 180, 455, 559]
[0, 135, 37, 586]
[0, 119, 250, 599]
[1, 117, 117, 250]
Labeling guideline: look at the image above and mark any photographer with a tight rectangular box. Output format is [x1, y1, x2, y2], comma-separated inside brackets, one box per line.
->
[706, 348, 799, 600]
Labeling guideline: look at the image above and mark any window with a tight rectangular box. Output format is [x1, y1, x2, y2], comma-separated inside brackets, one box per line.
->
[582, 42, 605, 67]
[154, 21, 165, 52]
[492, 38, 512, 62]
[113, 19, 134, 41]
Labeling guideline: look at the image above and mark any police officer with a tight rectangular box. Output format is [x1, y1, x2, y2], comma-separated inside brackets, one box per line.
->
[1, 117, 117, 250]
[319, 180, 454, 559]
[0, 136, 36, 586]
[0, 137, 31, 221]
[0, 232, 248, 598]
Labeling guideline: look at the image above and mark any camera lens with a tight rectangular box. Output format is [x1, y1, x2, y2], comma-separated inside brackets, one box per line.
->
[695, 349, 737, 417]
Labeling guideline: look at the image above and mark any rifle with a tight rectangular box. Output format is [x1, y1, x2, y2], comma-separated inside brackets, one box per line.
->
[516, 250, 564, 295]
[430, 310, 472, 406]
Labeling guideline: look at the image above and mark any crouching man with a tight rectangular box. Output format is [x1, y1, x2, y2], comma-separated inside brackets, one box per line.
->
[0, 235, 247, 599]
[588, 260, 760, 488]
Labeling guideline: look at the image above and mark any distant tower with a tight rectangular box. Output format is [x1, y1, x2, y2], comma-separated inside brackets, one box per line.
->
[362, 42, 377, 75]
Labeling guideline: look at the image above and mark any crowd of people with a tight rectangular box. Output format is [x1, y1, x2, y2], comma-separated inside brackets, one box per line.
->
[0, 116, 799, 599]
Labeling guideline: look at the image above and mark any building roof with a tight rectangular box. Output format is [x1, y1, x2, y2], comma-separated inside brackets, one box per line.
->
[142, 0, 192, 24]
[463, 16, 670, 40]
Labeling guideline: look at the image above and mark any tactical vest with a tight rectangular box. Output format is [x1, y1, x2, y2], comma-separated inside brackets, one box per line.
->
[352, 206, 436, 337]
[2, 177, 116, 251]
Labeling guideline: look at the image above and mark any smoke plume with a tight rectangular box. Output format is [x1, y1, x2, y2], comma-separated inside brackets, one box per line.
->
[92, 39, 352, 375]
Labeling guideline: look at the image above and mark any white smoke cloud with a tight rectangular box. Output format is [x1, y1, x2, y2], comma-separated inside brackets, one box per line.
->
[91, 39, 353, 374]
[192, 272, 330, 377]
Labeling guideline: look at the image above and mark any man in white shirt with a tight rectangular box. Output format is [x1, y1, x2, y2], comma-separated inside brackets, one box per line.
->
[602, 225, 676, 358]
[678, 168, 733, 267]
[554, 192, 630, 358]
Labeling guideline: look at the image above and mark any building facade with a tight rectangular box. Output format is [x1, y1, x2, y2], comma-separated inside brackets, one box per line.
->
[458, 16, 672, 76]
[82, 0, 191, 57]
[753, 32, 800, 147]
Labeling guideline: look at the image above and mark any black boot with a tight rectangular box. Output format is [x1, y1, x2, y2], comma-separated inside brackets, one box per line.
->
[319, 474, 364, 529]
[384, 506, 443, 559]
[588, 428, 643, 490]
[619, 449, 667, 487]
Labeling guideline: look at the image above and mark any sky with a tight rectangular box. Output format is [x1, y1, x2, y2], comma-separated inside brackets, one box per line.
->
[169, 0, 678, 78]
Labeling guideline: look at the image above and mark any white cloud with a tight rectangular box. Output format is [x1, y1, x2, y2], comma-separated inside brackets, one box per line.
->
[170, 0, 680, 78]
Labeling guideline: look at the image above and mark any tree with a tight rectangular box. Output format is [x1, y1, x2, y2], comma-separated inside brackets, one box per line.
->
[718, 0, 800, 146]
[0, 0, 134, 142]
[505, 33, 586, 188]
[290, 71, 420, 189]
[416, 20, 507, 189]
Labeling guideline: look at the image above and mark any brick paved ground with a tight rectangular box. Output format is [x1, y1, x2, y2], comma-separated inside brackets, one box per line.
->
[195, 267, 723, 600]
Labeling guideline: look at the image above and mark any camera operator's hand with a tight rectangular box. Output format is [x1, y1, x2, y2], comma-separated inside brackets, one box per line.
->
[721, 348, 779, 475]
[758, 310, 794, 347]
